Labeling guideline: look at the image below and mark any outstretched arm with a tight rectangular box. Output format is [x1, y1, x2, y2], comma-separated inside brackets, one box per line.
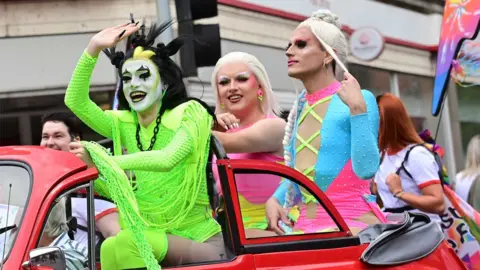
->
[350, 90, 380, 179]
[212, 117, 285, 154]
[65, 23, 140, 138]
[65, 52, 114, 138]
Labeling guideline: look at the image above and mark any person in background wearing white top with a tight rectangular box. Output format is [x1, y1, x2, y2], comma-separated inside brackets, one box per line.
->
[455, 135, 480, 210]
[374, 93, 445, 223]
[40, 112, 121, 246]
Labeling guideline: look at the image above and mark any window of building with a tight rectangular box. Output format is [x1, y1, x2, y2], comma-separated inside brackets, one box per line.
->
[397, 73, 435, 132]
[348, 64, 391, 97]
[0, 117, 20, 146]
[1, 89, 115, 146]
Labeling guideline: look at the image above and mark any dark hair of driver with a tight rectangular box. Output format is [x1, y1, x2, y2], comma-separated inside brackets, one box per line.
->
[41, 112, 83, 139]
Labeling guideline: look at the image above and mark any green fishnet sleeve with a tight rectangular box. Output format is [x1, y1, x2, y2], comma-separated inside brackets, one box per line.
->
[82, 141, 160, 270]
[65, 51, 114, 138]
[112, 127, 192, 172]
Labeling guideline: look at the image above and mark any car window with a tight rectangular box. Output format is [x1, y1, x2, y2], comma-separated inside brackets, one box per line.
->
[36, 185, 91, 268]
[230, 171, 339, 239]
[0, 164, 31, 262]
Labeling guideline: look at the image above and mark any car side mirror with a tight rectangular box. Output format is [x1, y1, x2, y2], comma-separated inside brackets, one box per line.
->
[22, 247, 66, 270]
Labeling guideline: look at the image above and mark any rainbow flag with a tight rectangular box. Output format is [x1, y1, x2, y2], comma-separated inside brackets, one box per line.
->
[441, 186, 480, 269]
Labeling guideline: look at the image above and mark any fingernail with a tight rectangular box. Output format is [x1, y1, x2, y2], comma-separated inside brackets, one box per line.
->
[118, 29, 126, 38]
[225, 125, 229, 130]
[135, 21, 140, 26]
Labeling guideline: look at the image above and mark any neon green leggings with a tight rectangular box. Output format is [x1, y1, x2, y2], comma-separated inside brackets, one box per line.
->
[101, 231, 226, 269]
[100, 230, 167, 270]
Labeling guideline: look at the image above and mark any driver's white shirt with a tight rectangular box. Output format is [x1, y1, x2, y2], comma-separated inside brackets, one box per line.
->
[71, 198, 117, 246]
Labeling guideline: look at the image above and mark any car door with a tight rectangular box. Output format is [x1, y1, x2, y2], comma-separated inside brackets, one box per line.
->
[215, 157, 377, 270]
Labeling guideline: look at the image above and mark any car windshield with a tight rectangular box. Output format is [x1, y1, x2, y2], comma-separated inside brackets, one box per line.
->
[0, 164, 31, 262]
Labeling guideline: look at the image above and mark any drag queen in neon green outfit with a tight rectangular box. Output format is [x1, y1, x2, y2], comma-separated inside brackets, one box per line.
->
[65, 21, 224, 269]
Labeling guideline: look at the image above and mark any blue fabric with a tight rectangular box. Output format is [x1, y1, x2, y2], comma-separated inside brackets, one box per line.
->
[273, 90, 380, 205]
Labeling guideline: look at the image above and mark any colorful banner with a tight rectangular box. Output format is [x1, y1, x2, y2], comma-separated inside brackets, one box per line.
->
[451, 40, 480, 87]
[440, 186, 480, 270]
[432, 0, 480, 116]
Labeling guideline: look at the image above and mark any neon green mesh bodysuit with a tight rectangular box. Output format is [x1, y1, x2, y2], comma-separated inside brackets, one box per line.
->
[65, 51, 221, 269]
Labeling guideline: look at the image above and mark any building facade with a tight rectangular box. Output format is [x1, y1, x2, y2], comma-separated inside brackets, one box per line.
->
[0, 0, 477, 177]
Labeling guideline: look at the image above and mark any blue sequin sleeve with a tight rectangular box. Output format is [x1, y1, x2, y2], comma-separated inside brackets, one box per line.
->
[350, 90, 380, 179]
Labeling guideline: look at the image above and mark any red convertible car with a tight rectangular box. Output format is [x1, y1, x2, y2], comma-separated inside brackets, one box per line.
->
[0, 139, 466, 269]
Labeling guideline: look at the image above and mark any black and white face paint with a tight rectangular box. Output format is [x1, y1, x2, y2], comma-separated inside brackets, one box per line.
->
[122, 59, 163, 112]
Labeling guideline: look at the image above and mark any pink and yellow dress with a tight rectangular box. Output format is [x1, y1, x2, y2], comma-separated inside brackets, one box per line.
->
[213, 117, 284, 230]
[277, 82, 387, 234]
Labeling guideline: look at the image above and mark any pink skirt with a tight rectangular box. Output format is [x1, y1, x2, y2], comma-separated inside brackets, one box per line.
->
[291, 161, 388, 233]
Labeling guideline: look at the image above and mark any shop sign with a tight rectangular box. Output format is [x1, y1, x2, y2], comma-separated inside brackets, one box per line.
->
[349, 27, 385, 62]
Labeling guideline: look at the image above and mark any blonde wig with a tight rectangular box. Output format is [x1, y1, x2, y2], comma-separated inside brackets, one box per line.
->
[298, 9, 349, 80]
[211, 52, 281, 116]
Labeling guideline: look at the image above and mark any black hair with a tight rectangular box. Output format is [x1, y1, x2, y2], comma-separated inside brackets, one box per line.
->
[103, 20, 190, 118]
[103, 18, 218, 136]
[41, 112, 83, 139]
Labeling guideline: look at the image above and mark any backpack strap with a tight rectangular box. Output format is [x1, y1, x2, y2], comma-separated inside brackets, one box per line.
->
[395, 143, 445, 188]
[395, 144, 424, 178]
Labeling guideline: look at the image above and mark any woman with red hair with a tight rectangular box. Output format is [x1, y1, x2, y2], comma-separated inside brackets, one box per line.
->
[374, 93, 445, 223]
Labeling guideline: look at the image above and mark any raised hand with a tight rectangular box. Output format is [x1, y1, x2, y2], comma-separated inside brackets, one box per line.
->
[337, 72, 367, 115]
[87, 23, 140, 57]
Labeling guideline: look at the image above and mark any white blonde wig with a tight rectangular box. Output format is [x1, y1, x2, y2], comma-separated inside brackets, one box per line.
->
[298, 9, 349, 80]
[211, 52, 281, 116]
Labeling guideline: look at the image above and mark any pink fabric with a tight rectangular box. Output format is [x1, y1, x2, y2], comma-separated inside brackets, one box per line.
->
[213, 152, 283, 204]
[293, 160, 386, 232]
[212, 115, 284, 204]
[305, 81, 341, 105]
